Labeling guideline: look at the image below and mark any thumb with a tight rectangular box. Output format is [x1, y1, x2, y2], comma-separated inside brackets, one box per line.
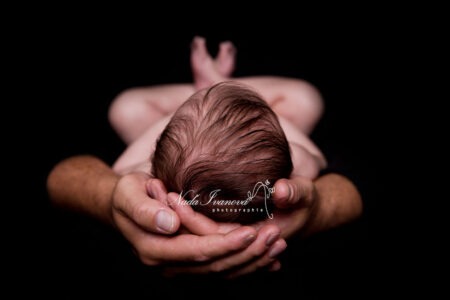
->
[145, 178, 169, 205]
[272, 177, 314, 209]
[114, 176, 180, 234]
[133, 201, 180, 234]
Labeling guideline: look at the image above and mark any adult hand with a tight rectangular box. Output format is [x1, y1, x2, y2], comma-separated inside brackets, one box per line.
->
[272, 173, 363, 237]
[200, 176, 317, 277]
[111, 172, 259, 266]
[255, 176, 318, 239]
[161, 193, 287, 278]
[162, 176, 317, 277]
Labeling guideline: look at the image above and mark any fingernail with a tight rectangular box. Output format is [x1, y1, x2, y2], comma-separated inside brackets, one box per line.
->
[277, 182, 290, 202]
[268, 241, 287, 258]
[266, 233, 280, 246]
[243, 234, 256, 246]
[156, 210, 174, 233]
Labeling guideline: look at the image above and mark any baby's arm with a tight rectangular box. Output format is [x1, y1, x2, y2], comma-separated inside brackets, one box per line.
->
[289, 142, 324, 179]
[243, 76, 326, 178]
[279, 116, 327, 179]
[109, 84, 196, 144]
[238, 76, 324, 135]
[112, 114, 173, 175]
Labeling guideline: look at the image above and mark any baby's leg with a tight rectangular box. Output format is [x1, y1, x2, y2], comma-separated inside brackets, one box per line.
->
[190, 36, 235, 90]
[215, 40, 236, 77]
[109, 84, 195, 144]
[190, 37, 323, 134]
[109, 37, 235, 145]
[238, 76, 324, 134]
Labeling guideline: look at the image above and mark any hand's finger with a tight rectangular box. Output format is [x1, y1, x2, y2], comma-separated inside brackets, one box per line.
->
[167, 192, 239, 235]
[273, 177, 314, 208]
[114, 177, 179, 234]
[146, 178, 168, 205]
[143, 225, 257, 263]
[225, 239, 287, 278]
[163, 225, 281, 276]
[268, 260, 282, 272]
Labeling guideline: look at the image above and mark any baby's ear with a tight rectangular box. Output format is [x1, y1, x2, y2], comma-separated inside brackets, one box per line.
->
[146, 178, 168, 205]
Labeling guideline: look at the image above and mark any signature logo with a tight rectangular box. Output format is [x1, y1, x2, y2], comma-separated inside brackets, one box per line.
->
[177, 180, 275, 219]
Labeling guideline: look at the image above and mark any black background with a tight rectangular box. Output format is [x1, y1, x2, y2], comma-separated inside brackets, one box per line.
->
[11, 17, 397, 298]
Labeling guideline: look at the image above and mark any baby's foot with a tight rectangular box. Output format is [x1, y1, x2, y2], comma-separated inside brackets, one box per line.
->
[190, 36, 226, 90]
[215, 41, 236, 77]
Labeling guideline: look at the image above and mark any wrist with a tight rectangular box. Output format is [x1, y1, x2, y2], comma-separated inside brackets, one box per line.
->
[74, 155, 119, 226]
[96, 170, 119, 226]
[304, 173, 363, 236]
[47, 155, 121, 226]
[298, 185, 323, 237]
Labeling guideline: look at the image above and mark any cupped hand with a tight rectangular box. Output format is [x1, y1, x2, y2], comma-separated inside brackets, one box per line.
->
[254, 176, 319, 239]
[112, 173, 270, 272]
[163, 175, 319, 277]
[161, 193, 287, 278]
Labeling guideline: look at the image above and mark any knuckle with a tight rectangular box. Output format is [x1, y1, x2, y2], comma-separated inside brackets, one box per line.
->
[256, 257, 272, 268]
[291, 188, 300, 204]
[194, 254, 209, 263]
[132, 204, 151, 221]
[140, 256, 159, 266]
[210, 262, 225, 273]
[250, 245, 266, 258]
[134, 244, 152, 263]
[148, 178, 164, 189]
[135, 248, 159, 266]
[146, 177, 159, 188]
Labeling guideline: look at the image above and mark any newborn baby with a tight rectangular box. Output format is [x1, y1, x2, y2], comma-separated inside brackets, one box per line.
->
[111, 36, 326, 224]
[151, 82, 293, 223]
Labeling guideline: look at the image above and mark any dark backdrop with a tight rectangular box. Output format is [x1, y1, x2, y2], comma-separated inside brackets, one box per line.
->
[17, 22, 391, 298]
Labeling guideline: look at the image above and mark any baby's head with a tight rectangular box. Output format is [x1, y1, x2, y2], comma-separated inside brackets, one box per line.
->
[151, 82, 293, 223]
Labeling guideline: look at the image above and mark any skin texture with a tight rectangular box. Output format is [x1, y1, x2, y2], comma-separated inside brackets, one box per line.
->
[47, 37, 363, 277]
